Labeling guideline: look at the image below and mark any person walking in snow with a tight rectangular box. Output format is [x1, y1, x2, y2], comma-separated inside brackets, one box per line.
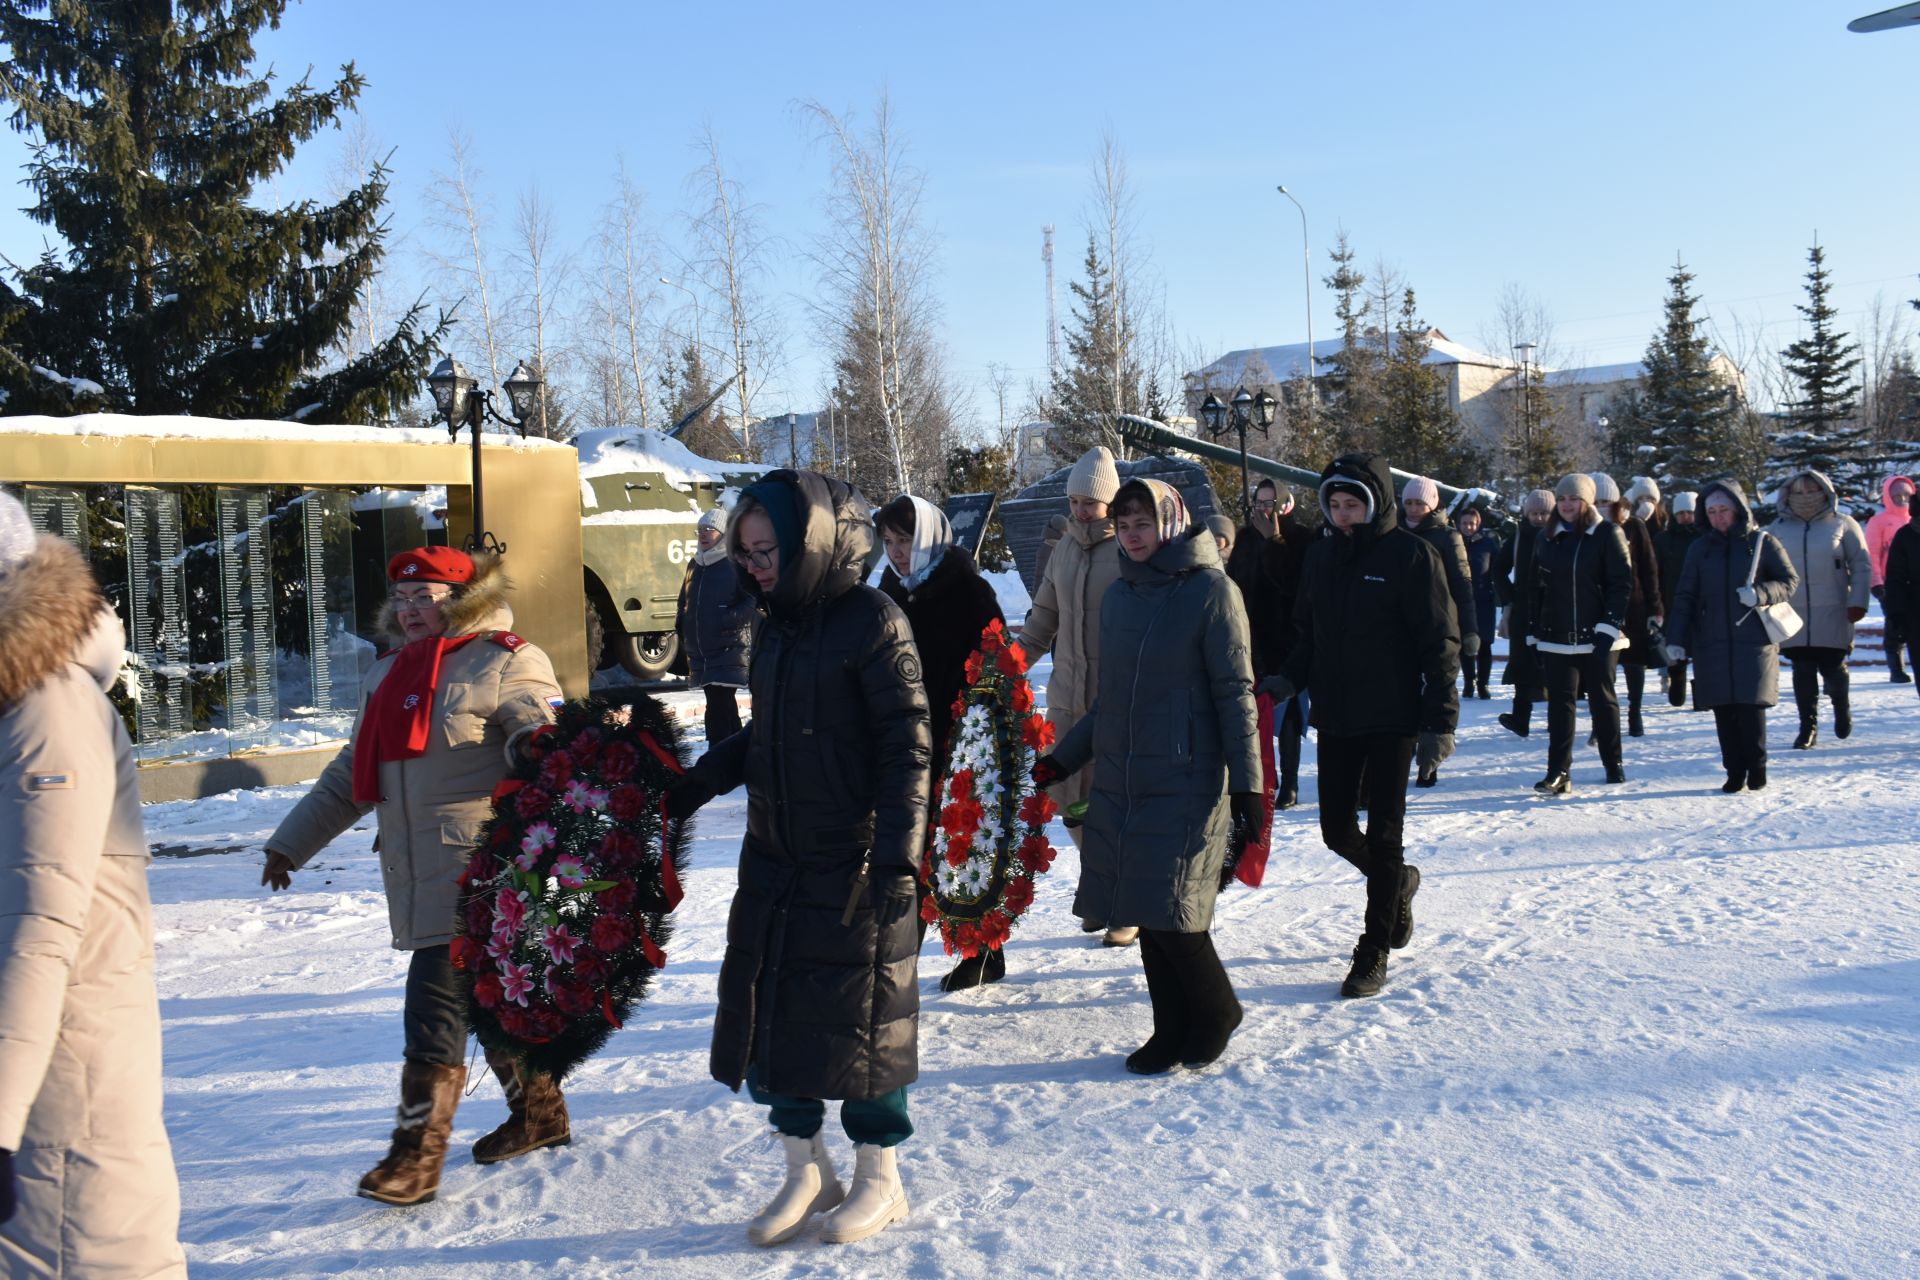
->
[1655, 491, 1703, 704]
[874, 494, 1005, 991]
[1035, 479, 1261, 1071]
[1594, 474, 1664, 739]
[676, 506, 757, 748]
[665, 470, 931, 1247]
[1665, 482, 1800, 793]
[1457, 503, 1500, 701]
[1528, 474, 1632, 794]
[1495, 489, 1555, 739]
[1865, 475, 1915, 683]
[1225, 478, 1312, 809]
[1400, 477, 1474, 787]
[1881, 516, 1920, 695]
[1017, 445, 1135, 946]
[1268, 454, 1459, 999]
[262, 546, 565, 1206]
[0, 494, 188, 1277]
[1767, 471, 1871, 749]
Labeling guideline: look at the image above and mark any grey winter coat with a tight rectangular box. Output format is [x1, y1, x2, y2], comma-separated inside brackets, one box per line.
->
[676, 553, 756, 687]
[1052, 529, 1260, 933]
[1765, 470, 1871, 652]
[1667, 481, 1801, 710]
[0, 536, 186, 1279]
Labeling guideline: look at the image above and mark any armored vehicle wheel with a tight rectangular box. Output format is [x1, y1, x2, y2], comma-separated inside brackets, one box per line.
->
[614, 630, 680, 681]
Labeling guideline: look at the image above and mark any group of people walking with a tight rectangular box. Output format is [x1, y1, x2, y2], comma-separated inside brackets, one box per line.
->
[3, 449, 1911, 1266]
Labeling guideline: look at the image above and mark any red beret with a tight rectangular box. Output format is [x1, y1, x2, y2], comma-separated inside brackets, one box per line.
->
[387, 546, 476, 585]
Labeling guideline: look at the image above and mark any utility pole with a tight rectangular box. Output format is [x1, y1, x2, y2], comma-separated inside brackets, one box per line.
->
[1043, 225, 1060, 377]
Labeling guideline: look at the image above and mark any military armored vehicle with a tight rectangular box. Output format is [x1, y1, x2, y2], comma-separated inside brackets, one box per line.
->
[573, 427, 765, 680]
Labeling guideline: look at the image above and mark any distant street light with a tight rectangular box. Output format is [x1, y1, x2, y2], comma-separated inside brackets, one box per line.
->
[1202, 384, 1278, 517]
[427, 355, 543, 555]
[1277, 185, 1314, 426]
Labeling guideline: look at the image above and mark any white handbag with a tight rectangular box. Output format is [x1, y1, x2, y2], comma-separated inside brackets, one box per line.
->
[1744, 532, 1803, 644]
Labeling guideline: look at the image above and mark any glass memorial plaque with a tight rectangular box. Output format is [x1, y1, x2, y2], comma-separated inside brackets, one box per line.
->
[23, 485, 86, 548]
[273, 489, 365, 749]
[124, 486, 192, 758]
[216, 487, 278, 753]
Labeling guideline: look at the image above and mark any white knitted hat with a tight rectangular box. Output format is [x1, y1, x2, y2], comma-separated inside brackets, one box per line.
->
[1588, 472, 1621, 504]
[1402, 476, 1440, 508]
[0, 491, 37, 577]
[1067, 446, 1121, 503]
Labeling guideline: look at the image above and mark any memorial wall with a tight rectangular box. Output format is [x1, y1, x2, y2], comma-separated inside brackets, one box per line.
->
[3, 417, 588, 799]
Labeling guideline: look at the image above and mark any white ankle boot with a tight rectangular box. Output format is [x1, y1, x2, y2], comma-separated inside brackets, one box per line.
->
[746, 1132, 844, 1247]
[820, 1143, 909, 1244]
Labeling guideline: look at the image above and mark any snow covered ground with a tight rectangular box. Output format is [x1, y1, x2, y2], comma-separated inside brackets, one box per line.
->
[145, 643, 1920, 1277]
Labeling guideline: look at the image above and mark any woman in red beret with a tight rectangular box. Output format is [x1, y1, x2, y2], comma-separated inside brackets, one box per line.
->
[261, 547, 564, 1205]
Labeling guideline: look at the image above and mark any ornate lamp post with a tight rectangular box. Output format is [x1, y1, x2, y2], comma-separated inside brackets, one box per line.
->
[427, 355, 543, 555]
[1201, 384, 1278, 517]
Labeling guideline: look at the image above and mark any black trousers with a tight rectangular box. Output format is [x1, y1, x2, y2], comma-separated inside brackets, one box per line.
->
[1712, 704, 1768, 775]
[1873, 587, 1914, 675]
[1622, 662, 1645, 715]
[703, 684, 743, 746]
[1315, 732, 1415, 949]
[1138, 928, 1238, 1046]
[1277, 695, 1304, 787]
[1542, 649, 1622, 776]
[404, 944, 468, 1067]
[1784, 646, 1850, 722]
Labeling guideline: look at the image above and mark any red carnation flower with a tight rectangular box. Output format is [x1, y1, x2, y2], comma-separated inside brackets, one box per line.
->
[919, 894, 941, 924]
[590, 913, 634, 953]
[473, 973, 504, 1010]
[550, 975, 597, 1018]
[1010, 680, 1035, 713]
[449, 935, 483, 971]
[1003, 876, 1035, 917]
[574, 946, 613, 985]
[601, 740, 640, 780]
[948, 770, 974, 802]
[1017, 834, 1053, 874]
[529, 1006, 568, 1038]
[979, 911, 1011, 949]
[569, 728, 604, 767]
[599, 878, 639, 914]
[514, 786, 553, 820]
[944, 838, 971, 868]
[498, 1007, 532, 1038]
[537, 749, 573, 788]
[963, 651, 986, 684]
[999, 644, 1031, 676]
[607, 784, 649, 822]
[954, 921, 983, 958]
[597, 828, 642, 870]
[1019, 792, 1056, 827]
[1021, 716, 1056, 751]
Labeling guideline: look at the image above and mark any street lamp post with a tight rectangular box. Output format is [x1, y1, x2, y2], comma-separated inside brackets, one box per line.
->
[427, 356, 542, 556]
[1277, 185, 1314, 425]
[1512, 342, 1537, 488]
[1201, 384, 1279, 518]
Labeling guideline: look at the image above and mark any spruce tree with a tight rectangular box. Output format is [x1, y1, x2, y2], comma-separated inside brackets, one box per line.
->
[1318, 232, 1385, 455]
[1774, 242, 1866, 498]
[1047, 233, 1158, 459]
[0, 0, 447, 421]
[1626, 258, 1736, 494]
[1379, 286, 1476, 480]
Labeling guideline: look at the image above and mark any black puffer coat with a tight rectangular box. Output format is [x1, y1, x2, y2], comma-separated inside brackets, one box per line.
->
[676, 554, 756, 687]
[1654, 521, 1700, 618]
[692, 470, 932, 1100]
[1617, 514, 1665, 666]
[1667, 481, 1800, 711]
[1281, 454, 1460, 738]
[1462, 525, 1500, 640]
[1224, 515, 1310, 677]
[1408, 509, 1479, 649]
[1529, 510, 1631, 654]
[879, 546, 1004, 760]
[1494, 520, 1547, 690]
[1052, 529, 1260, 932]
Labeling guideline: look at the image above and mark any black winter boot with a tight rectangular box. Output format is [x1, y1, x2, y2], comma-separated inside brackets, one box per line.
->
[939, 946, 1007, 992]
[1747, 763, 1768, 790]
[1498, 710, 1530, 739]
[1669, 664, 1688, 707]
[1340, 939, 1389, 999]
[1390, 865, 1421, 950]
[1628, 707, 1645, 738]
[1721, 772, 1747, 794]
[1126, 934, 1187, 1075]
[1534, 772, 1571, 796]
[1831, 666, 1852, 739]
[1792, 719, 1818, 750]
[1277, 723, 1302, 809]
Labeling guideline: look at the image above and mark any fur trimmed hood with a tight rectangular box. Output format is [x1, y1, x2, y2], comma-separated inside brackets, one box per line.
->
[0, 534, 108, 706]
[373, 550, 516, 646]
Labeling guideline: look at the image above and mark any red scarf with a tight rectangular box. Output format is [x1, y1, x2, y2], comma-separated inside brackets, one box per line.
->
[352, 633, 484, 804]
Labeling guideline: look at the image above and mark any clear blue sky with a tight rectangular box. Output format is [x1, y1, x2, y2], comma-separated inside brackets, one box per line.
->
[1, 0, 1914, 425]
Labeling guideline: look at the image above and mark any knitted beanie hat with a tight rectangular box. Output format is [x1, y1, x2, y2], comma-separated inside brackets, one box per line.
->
[1067, 446, 1121, 503]
[1588, 473, 1621, 504]
[1556, 473, 1598, 504]
[1625, 475, 1661, 505]
[1402, 476, 1440, 508]
[1672, 491, 1697, 515]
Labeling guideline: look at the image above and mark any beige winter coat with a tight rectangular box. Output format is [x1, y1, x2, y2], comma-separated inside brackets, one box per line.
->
[1018, 513, 1122, 817]
[266, 556, 560, 950]
[0, 537, 186, 1279]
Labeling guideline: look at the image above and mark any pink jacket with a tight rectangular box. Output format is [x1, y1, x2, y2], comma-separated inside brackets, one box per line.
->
[1865, 474, 1914, 587]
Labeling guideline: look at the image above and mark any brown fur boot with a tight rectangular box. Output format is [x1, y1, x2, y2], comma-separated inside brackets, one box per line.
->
[472, 1046, 570, 1165]
[357, 1061, 466, 1205]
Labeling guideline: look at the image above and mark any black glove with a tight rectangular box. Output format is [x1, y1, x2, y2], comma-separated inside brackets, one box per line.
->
[663, 772, 717, 821]
[1031, 754, 1068, 789]
[1256, 673, 1296, 702]
[0, 1148, 15, 1225]
[1230, 791, 1265, 836]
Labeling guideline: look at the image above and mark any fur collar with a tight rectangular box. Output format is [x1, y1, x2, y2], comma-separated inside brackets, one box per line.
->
[0, 536, 107, 706]
[372, 551, 516, 647]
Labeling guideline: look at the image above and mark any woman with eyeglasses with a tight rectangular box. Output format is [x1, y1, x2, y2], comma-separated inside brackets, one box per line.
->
[665, 470, 932, 1247]
[260, 546, 564, 1205]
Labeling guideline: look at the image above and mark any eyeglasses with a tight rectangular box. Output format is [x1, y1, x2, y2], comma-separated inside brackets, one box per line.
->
[390, 591, 454, 611]
[732, 547, 777, 571]
[1253, 501, 1277, 513]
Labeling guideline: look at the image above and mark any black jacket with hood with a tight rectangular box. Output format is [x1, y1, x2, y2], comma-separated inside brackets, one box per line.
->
[1407, 508, 1479, 649]
[1225, 513, 1311, 677]
[1667, 480, 1799, 710]
[690, 469, 932, 1100]
[878, 545, 1004, 761]
[1280, 454, 1460, 738]
[1528, 505, 1632, 655]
